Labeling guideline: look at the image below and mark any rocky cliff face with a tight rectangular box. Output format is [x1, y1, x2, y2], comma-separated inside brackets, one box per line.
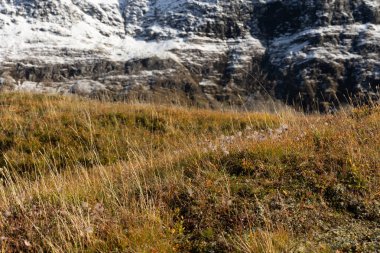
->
[258, 0, 380, 111]
[0, 0, 379, 111]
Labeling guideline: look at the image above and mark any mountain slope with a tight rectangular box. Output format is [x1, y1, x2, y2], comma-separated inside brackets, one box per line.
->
[0, 0, 379, 110]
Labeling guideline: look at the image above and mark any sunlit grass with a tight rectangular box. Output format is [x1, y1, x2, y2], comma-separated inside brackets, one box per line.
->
[0, 93, 378, 252]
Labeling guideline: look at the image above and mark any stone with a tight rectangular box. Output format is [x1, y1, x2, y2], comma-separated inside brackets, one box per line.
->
[0, 0, 378, 111]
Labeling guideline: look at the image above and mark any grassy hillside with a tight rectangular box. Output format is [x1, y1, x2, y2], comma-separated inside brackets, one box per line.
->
[0, 93, 379, 252]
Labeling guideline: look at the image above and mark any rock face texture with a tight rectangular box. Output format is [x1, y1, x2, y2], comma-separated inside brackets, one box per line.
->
[0, 0, 379, 110]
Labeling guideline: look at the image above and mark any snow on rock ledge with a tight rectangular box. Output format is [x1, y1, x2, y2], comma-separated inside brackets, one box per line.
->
[0, 0, 379, 110]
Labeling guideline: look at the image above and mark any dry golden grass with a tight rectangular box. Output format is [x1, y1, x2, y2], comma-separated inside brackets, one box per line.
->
[0, 93, 277, 175]
[0, 93, 378, 252]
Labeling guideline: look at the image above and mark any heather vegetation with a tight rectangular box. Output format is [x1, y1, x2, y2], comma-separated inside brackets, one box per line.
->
[0, 93, 379, 252]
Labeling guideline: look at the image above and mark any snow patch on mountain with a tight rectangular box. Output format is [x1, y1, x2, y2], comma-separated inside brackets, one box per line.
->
[271, 24, 380, 65]
[0, 0, 182, 64]
[0, 0, 379, 110]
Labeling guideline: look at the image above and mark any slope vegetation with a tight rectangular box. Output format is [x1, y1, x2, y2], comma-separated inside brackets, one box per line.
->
[0, 93, 378, 252]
